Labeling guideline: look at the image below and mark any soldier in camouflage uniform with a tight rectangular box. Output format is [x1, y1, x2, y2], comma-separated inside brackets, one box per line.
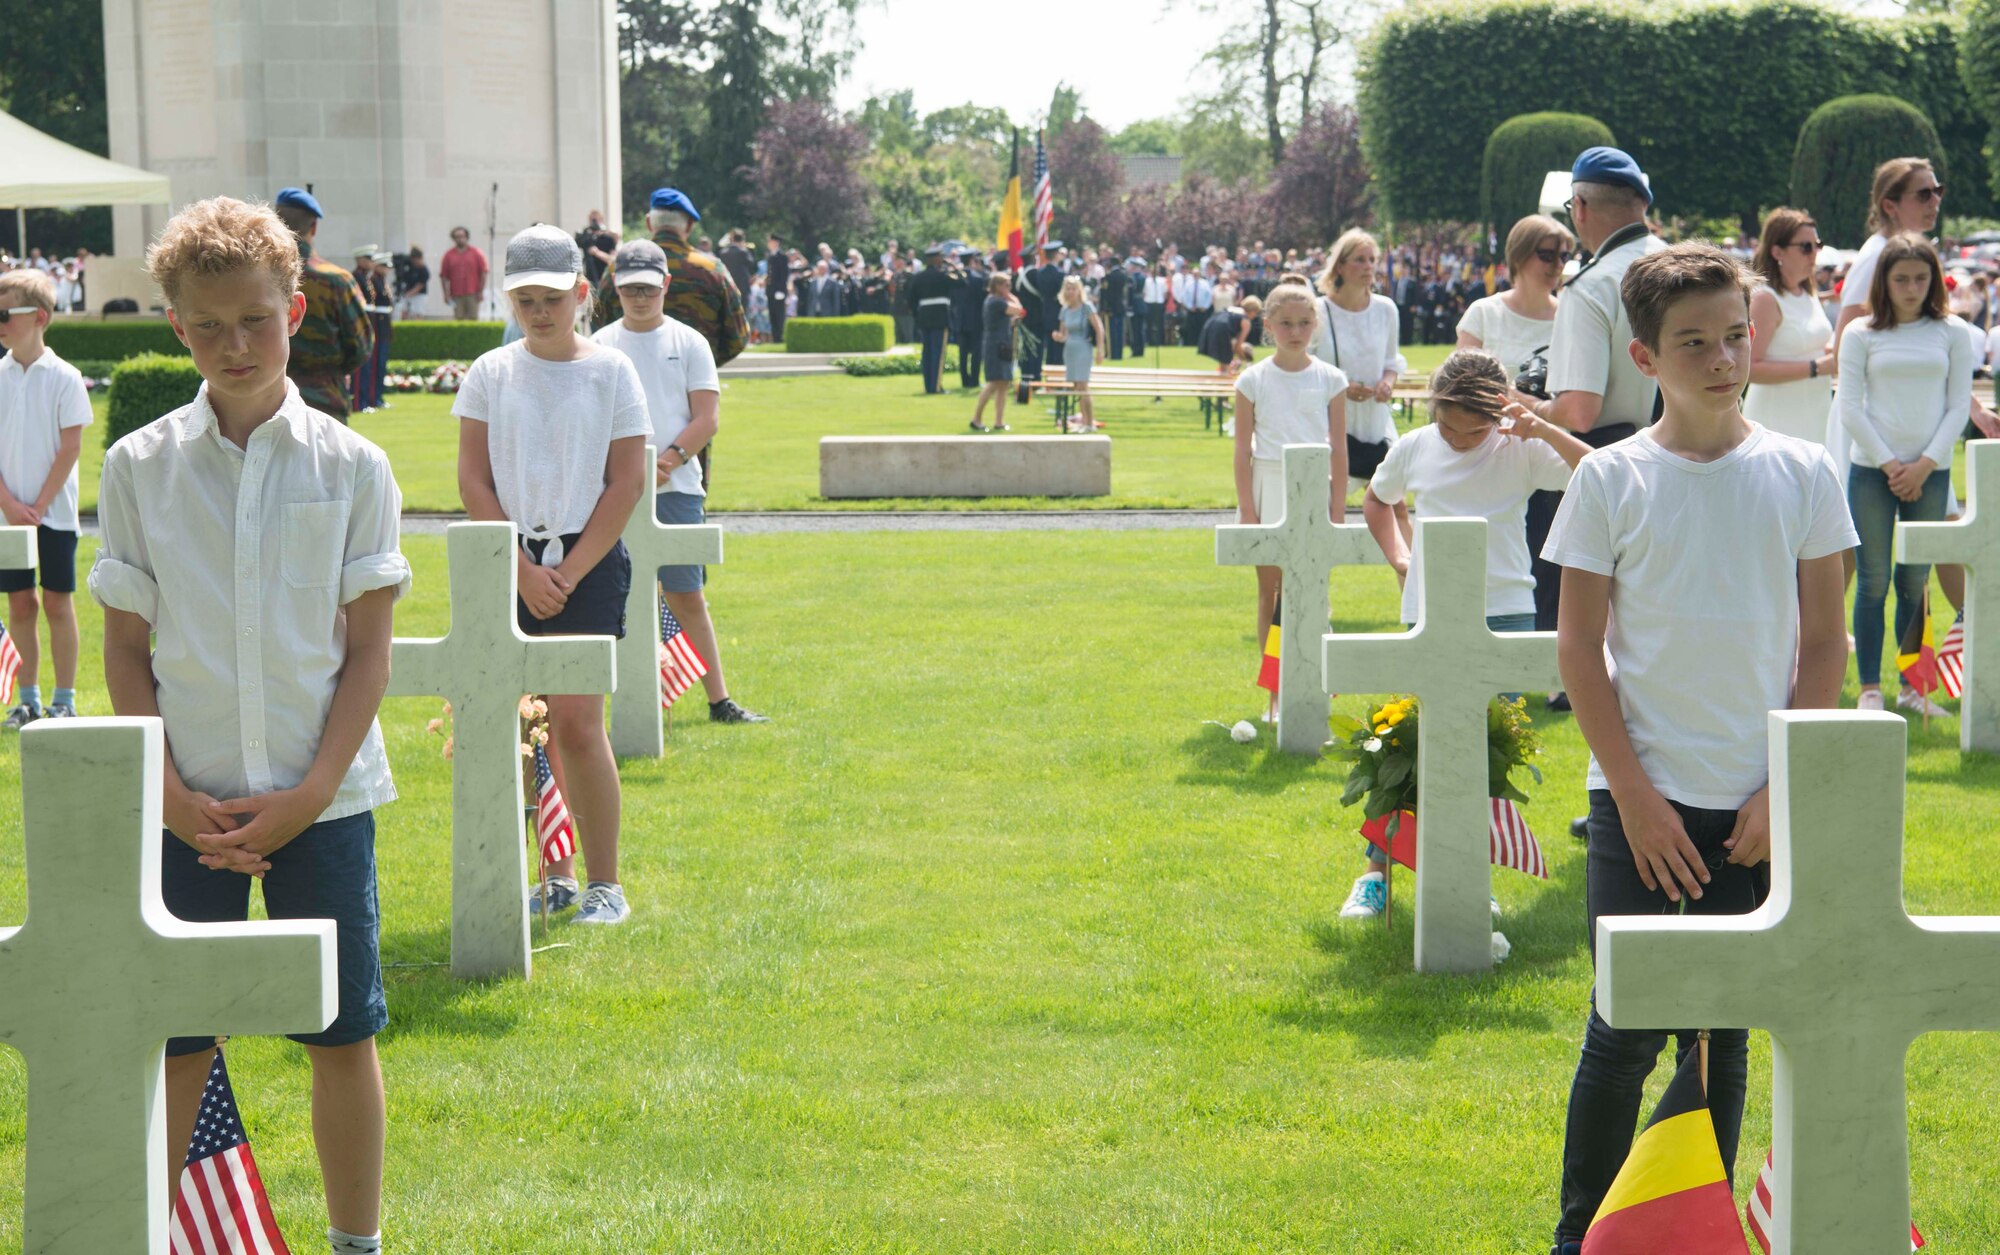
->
[591, 188, 747, 368]
[271, 187, 371, 421]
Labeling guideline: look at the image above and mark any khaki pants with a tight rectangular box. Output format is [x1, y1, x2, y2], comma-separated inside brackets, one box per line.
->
[452, 294, 480, 320]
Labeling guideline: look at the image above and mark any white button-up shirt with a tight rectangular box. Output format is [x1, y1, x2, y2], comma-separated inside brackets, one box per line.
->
[89, 381, 410, 820]
[0, 347, 93, 533]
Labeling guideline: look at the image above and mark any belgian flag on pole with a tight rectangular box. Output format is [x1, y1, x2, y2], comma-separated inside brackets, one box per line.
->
[996, 128, 1025, 272]
[1582, 1047, 1750, 1253]
[1256, 597, 1281, 693]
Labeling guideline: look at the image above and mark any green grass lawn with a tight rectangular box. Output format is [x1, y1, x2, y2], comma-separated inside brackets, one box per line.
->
[0, 533, 1995, 1250]
[79, 344, 1457, 515]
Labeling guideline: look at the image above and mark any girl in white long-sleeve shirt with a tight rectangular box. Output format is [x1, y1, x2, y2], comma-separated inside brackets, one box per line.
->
[1837, 232, 1970, 713]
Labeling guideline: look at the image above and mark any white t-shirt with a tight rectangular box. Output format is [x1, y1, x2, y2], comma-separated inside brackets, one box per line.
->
[1838, 233, 1888, 316]
[452, 341, 652, 538]
[1540, 425, 1859, 809]
[591, 318, 720, 497]
[1370, 424, 1574, 622]
[1546, 228, 1668, 428]
[1457, 294, 1556, 380]
[0, 348, 93, 532]
[1235, 356, 1349, 461]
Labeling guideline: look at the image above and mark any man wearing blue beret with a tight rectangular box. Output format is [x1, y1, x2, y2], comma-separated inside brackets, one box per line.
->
[592, 188, 747, 373]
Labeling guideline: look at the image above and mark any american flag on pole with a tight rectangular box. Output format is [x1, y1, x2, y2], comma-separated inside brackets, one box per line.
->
[1032, 130, 1053, 256]
[167, 1049, 292, 1255]
[0, 620, 19, 708]
[1359, 798, 1548, 879]
[1746, 1149, 1922, 1251]
[533, 744, 576, 864]
[659, 598, 707, 708]
[1936, 611, 1968, 699]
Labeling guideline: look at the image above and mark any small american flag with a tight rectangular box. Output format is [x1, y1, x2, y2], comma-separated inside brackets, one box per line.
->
[1746, 1149, 1921, 1251]
[534, 744, 576, 864]
[1936, 611, 1968, 699]
[167, 1049, 291, 1255]
[1358, 798, 1548, 879]
[0, 620, 19, 708]
[659, 598, 707, 709]
[1032, 130, 1053, 255]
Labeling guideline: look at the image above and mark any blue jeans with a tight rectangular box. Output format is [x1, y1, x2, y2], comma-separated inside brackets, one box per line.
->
[1849, 464, 1950, 686]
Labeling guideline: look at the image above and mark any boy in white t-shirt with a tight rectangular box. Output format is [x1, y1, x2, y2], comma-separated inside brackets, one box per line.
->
[1335, 348, 1589, 921]
[455, 224, 651, 925]
[0, 266, 92, 726]
[1231, 282, 1348, 721]
[591, 238, 766, 726]
[1539, 244, 1854, 1252]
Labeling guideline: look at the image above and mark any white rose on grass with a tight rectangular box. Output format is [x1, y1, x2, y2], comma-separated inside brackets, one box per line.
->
[1230, 720, 1257, 744]
[1491, 931, 1511, 963]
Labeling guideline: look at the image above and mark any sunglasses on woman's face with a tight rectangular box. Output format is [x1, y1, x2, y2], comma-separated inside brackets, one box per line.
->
[1784, 240, 1822, 254]
[1909, 185, 1944, 203]
[0, 307, 42, 324]
[1533, 248, 1573, 265]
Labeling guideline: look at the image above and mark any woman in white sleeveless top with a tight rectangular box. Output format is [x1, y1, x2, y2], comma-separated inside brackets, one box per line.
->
[1744, 207, 1834, 442]
[1312, 229, 1409, 522]
[1457, 213, 1571, 385]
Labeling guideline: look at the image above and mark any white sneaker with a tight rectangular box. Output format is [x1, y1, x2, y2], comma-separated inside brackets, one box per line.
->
[1896, 687, 1952, 718]
[1857, 689, 1885, 712]
[1338, 871, 1386, 920]
[573, 881, 630, 925]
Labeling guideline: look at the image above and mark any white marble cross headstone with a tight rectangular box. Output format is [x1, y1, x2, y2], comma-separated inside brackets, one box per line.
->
[1599, 710, 2000, 1253]
[386, 523, 615, 980]
[1896, 438, 2000, 753]
[1215, 442, 1384, 755]
[0, 524, 35, 572]
[611, 445, 724, 758]
[1322, 518, 1560, 972]
[0, 717, 335, 1254]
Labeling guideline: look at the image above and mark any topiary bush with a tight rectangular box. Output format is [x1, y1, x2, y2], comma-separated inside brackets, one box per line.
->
[381, 321, 503, 359]
[1961, 0, 2000, 203]
[1481, 112, 1616, 243]
[1790, 95, 1946, 248]
[46, 320, 187, 362]
[784, 316, 895, 353]
[104, 354, 203, 450]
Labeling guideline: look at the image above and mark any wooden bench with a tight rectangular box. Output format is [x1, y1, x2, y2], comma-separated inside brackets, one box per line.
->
[1029, 366, 1239, 433]
[819, 435, 1111, 498]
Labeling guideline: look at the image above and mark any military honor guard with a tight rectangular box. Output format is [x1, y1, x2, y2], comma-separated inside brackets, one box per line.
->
[910, 245, 957, 395]
[270, 186, 372, 421]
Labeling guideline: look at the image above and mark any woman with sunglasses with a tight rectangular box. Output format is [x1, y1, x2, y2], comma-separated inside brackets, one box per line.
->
[1744, 207, 1835, 443]
[1828, 159, 1943, 454]
[1456, 214, 1572, 384]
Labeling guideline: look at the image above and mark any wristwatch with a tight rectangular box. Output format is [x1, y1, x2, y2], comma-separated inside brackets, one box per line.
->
[1808, 360, 1819, 379]
[666, 442, 691, 465]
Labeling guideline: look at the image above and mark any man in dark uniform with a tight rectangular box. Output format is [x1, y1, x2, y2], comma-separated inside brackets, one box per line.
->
[1026, 243, 1065, 372]
[1011, 259, 1044, 401]
[765, 233, 791, 344]
[889, 256, 915, 343]
[951, 248, 987, 389]
[859, 265, 890, 316]
[1126, 255, 1149, 352]
[593, 188, 747, 367]
[909, 244, 956, 395]
[1100, 254, 1130, 360]
[351, 247, 395, 412]
[271, 187, 371, 421]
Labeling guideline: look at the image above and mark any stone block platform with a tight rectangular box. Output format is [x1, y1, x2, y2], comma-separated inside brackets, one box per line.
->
[819, 436, 1111, 499]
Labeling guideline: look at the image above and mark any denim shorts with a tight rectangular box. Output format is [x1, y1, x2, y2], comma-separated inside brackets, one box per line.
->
[161, 810, 386, 1055]
[0, 524, 78, 594]
[653, 492, 708, 593]
[516, 534, 631, 639]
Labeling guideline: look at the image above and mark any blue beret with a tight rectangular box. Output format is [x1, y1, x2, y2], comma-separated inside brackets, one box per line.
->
[273, 186, 323, 218]
[649, 187, 701, 222]
[1570, 147, 1652, 205]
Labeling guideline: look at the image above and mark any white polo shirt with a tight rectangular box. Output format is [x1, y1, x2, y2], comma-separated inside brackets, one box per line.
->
[591, 317, 720, 498]
[0, 347, 93, 532]
[90, 380, 411, 820]
[1546, 226, 1668, 429]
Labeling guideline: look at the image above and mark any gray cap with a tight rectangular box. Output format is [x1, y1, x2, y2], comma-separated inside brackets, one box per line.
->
[611, 238, 669, 288]
[503, 223, 583, 292]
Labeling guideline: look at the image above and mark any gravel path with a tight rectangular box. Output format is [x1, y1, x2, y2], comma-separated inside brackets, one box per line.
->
[392, 509, 1253, 536]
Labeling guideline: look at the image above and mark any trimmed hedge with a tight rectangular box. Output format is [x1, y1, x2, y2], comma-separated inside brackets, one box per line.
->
[44, 318, 503, 364]
[1961, 0, 2000, 202]
[1481, 112, 1616, 241]
[47, 320, 186, 361]
[1790, 95, 1946, 248]
[104, 355, 203, 450]
[833, 353, 923, 376]
[1359, 1, 1993, 225]
[784, 316, 895, 353]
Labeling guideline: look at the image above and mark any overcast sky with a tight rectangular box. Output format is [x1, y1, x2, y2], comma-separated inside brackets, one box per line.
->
[835, 0, 1256, 133]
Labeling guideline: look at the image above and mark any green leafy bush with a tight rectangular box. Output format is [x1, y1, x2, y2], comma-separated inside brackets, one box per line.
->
[784, 316, 895, 353]
[833, 353, 923, 376]
[1480, 112, 1616, 241]
[46, 320, 187, 361]
[383, 321, 503, 359]
[104, 354, 203, 450]
[1359, 1, 1991, 225]
[1960, 0, 2000, 202]
[1790, 95, 1946, 248]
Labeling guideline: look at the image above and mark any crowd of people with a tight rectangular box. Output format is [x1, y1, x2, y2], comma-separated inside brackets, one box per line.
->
[0, 246, 90, 312]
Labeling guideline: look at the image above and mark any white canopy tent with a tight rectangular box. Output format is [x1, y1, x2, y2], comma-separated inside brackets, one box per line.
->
[0, 109, 169, 258]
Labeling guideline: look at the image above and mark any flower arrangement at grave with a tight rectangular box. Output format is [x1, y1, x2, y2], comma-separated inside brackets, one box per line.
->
[1328, 695, 1548, 880]
[383, 360, 470, 394]
[423, 696, 551, 806]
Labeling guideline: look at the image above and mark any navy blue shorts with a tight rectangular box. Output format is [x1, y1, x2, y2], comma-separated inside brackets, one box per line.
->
[516, 534, 630, 639]
[653, 492, 708, 593]
[161, 809, 386, 1055]
[0, 524, 78, 594]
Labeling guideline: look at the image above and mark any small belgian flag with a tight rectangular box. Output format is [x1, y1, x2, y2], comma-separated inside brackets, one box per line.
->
[1582, 1046, 1750, 1253]
[1256, 597, 1281, 693]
